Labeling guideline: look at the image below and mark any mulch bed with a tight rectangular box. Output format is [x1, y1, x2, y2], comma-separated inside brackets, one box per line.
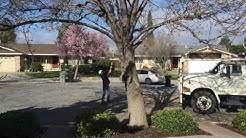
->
[112, 126, 211, 138]
[217, 123, 246, 137]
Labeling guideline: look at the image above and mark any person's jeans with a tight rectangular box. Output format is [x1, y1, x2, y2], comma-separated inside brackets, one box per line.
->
[102, 84, 110, 102]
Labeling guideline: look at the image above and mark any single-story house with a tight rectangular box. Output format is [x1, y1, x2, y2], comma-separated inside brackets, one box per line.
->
[180, 46, 239, 73]
[0, 44, 59, 72]
[133, 44, 240, 71]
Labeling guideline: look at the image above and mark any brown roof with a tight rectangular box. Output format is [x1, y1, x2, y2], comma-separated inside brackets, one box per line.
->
[0, 44, 58, 55]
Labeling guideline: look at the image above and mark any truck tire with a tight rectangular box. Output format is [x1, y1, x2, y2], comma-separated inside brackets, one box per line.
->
[191, 90, 217, 114]
[145, 78, 152, 85]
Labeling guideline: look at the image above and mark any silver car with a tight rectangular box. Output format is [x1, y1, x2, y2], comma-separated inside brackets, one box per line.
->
[137, 70, 165, 84]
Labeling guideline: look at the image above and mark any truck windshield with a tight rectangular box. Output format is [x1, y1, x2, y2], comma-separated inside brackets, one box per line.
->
[209, 62, 226, 74]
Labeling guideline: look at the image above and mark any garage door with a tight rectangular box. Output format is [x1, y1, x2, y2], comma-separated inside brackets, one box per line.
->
[0, 56, 16, 72]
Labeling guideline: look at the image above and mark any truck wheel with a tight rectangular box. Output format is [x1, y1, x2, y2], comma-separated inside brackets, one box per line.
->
[145, 78, 152, 85]
[191, 91, 217, 114]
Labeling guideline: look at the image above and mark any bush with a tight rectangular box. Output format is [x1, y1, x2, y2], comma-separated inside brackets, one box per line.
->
[150, 66, 159, 72]
[169, 73, 179, 80]
[232, 110, 246, 132]
[0, 110, 40, 138]
[29, 62, 44, 72]
[60, 62, 71, 71]
[78, 64, 93, 75]
[111, 69, 122, 77]
[26, 71, 60, 78]
[76, 109, 120, 138]
[151, 109, 198, 133]
[91, 60, 111, 72]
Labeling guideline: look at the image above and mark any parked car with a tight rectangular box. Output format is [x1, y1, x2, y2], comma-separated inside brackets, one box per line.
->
[137, 69, 165, 84]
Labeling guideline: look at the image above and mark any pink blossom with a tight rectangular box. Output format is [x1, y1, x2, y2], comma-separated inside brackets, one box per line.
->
[56, 24, 109, 59]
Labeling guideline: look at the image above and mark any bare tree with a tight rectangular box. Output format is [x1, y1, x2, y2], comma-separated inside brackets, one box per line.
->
[21, 25, 34, 64]
[0, 0, 245, 127]
[147, 33, 176, 72]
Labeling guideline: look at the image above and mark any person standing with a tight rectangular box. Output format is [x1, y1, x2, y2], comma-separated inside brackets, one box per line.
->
[99, 63, 113, 104]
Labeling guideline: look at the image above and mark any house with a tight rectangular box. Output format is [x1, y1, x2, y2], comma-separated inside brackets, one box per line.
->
[134, 44, 183, 70]
[133, 44, 240, 72]
[180, 46, 239, 73]
[0, 44, 59, 72]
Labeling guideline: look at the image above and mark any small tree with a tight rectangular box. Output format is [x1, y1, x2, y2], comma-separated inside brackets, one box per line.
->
[219, 36, 232, 52]
[56, 24, 109, 79]
[144, 11, 155, 52]
[0, 20, 16, 43]
[146, 32, 176, 72]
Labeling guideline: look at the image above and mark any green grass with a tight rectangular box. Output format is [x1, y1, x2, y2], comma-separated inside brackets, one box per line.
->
[26, 71, 60, 78]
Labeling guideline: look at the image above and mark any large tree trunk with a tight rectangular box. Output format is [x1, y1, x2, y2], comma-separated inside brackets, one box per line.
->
[121, 46, 148, 127]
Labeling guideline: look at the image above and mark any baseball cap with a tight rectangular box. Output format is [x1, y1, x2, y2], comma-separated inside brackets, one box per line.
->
[98, 70, 102, 75]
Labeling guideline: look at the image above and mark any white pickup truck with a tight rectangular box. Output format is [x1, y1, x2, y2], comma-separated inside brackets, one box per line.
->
[179, 60, 246, 114]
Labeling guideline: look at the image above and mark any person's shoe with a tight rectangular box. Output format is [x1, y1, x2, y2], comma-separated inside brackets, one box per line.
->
[107, 100, 111, 103]
[101, 101, 106, 104]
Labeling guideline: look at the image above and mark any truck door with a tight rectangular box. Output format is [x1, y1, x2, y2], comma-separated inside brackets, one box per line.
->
[217, 64, 244, 95]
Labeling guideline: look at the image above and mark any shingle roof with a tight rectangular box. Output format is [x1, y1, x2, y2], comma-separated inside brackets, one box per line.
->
[0, 44, 58, 55]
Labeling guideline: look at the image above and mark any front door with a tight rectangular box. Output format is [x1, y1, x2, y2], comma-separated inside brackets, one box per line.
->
[52, 56, 59, 68]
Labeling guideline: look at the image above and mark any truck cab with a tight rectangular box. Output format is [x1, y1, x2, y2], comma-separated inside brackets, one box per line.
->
[179, 60, 246, 114]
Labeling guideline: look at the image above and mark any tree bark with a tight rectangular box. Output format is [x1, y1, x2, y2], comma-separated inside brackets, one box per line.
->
[121, 46, 148, 127]
[73, 59, 79, 80]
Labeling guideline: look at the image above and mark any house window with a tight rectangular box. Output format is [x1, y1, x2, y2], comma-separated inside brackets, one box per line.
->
[135, 58, 143, 63]
[34, 56, 44, 63]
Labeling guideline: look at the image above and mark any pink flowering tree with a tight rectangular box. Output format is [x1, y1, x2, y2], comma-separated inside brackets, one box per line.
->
[56, 24, 109, 79]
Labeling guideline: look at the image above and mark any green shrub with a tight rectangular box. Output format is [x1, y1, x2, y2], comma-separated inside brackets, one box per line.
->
[111, 69, 122, 77]
[60, 62, 71, 71]
[26, 71, 60, 78]
[29, 62, 44, 72]
[76, 109, 120, 138]
[0, 110, 40, 138]
[165, 73, 179, 80]
[150, 66, 159, 72]
[151, 109, 198, 133]
[91, 60, 111, 72]
[170, 73, 179, 80]
[232, 110, 246, 132]
[78, 64, 93, 75]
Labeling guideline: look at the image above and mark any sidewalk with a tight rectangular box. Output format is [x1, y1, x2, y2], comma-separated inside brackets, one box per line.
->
[41, 121, 245, 138]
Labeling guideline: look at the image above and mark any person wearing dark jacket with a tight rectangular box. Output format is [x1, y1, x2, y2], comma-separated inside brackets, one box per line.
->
[99, 63, 113, 104]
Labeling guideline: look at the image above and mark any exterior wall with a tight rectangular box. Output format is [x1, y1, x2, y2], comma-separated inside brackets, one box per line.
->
[135, 57, 156, 70]
[42, 56, 59, 71]
[15, 56, 21, 72]
[19, 56, 59, 72]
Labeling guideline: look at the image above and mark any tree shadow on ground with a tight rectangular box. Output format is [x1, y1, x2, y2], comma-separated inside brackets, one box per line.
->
[142, 84, 178, 114]
[8, 83, 179, 127]
[14, 86, 128, 126]
[141, 84, 179, 124]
